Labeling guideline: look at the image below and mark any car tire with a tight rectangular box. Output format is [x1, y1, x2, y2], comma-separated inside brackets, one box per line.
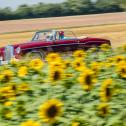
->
[24, 51, 43, 60]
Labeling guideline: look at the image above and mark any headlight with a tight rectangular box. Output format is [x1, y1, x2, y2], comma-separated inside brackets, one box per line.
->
[0, 56, 3, 61]
[15, 47, 21, 54]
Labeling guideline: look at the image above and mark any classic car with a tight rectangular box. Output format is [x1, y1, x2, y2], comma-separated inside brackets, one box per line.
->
[0, 30, 111, 63]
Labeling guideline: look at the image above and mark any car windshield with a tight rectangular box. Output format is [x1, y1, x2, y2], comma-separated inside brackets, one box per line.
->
[32, 30, 77, 41]
[32, 31, 54, 41]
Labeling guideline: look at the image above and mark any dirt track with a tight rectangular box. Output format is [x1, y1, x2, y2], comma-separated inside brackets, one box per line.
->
[0, 12, 126, 34]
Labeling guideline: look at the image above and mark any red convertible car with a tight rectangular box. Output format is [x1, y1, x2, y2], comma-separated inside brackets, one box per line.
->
[0, 30, 111, 63]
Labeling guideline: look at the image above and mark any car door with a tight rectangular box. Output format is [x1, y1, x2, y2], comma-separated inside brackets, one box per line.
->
[52, 31, 80, 53]
[53, 39, 80, 53]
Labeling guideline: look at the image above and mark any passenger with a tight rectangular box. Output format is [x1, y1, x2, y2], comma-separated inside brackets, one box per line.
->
[59, 31, 64, 40]
[46, 33, 53, 41]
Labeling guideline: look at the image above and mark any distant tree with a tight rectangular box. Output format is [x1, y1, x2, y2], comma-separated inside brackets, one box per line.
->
[62, 0, 97, 15]
[32, 2, 47, 18]
[116, 0, 126, 10]
[15, 4, 33, 19]
[95, 0, 123, 13]
[0, 7, 13, 20]
[45, 4, 64, 17]
[32, 3, 64, 18]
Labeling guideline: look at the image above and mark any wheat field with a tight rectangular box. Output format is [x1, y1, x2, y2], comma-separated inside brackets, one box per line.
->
[0, 23, 126, 48]
[0, 12, 126, 48]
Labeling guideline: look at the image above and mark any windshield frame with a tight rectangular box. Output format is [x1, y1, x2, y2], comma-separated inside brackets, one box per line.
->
[31, 30, 78, 42]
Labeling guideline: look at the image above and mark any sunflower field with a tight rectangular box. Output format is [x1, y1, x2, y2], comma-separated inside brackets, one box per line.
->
[0, 44, 126, 126]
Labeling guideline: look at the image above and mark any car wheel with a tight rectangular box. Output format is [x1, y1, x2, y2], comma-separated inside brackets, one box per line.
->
[23, 51, 43, 60]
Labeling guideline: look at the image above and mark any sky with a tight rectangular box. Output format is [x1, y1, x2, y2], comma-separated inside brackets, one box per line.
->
[0, 0, 65, 9]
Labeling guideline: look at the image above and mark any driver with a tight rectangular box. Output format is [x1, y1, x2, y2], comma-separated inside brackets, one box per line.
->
[59, 31, 64, 40]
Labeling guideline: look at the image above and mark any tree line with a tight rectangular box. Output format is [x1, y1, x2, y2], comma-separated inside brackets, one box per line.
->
[0, 0, 126, 21]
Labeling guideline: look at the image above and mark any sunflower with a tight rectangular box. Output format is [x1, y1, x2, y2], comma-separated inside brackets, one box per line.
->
[49, 68, 64, 83]
[20, 120, 40, 126]
[0, 74, 4, 82]
[105, 63, 114, 68]
[0, 86, 15, 100]
[49, 61, 64, 69]
[90, 61, 101, 75]
[107, 57, 114, 63]
[120, 67, 126, 78]
[100, 44, 111, 51]
[17, 83, 29, 92]
[29, 59, 44, 70]
[18, 66, 28, 77]
[10, 57, 19, 66]
[71, 122, 80, 126]
[8, 83, 17, 91]
[104, 57, 116, 68]
[46, 53, 61, 63]
[39, 99, 63, 123]
[97, 103, 109, 117]
[72, 59, 86, 71]
[63, 60, 71, 69]
[78, 69, 97, 91]
[3, 110, 13, 119]
[73, 50, 86, 59]
[3, 101, 13, 107]
[100, 79, 113, 102]
[114, 55, 126, 63]
[0, 69, 14, 83]
[117, 63, 126, 78]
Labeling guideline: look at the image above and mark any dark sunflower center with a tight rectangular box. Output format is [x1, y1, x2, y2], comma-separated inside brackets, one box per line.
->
[4, 75, 11, 82]
[85, 75, 92, 85]
[78, 54, 83, 57]
[66, 63, 70, 67]
[55, 64, 60, 67]
[53, 71, 61, 81]
[52, 56, 57, 60]
[121, 68, 126, 73]
[5, 75, 10, 80]
[12, 85, 16, 90]
[34, 62, 39, 65]
[117, 58, 122, 62]
[76, 63, 81, 67]
[106, 87, 111, 97]
[102, 107, 107, 115]
[47, 105, 58, 118]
